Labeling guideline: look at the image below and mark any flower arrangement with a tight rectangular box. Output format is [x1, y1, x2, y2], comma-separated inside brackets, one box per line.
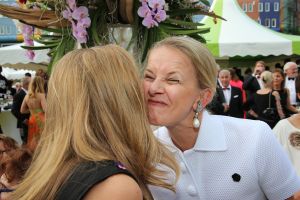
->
[0, 0, 224, 72]
[138, 0, 167, 28]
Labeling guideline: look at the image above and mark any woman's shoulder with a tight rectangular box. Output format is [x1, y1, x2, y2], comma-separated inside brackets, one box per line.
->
[56, 160, 137, 200]
[83, 173, 142, 200]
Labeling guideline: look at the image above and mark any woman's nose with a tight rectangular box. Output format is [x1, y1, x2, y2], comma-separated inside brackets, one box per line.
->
[149, 79, 164, 95]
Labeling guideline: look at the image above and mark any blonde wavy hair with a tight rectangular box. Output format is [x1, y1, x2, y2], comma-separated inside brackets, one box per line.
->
[28, 76, 45, 98]
[12, 45, 178, 200]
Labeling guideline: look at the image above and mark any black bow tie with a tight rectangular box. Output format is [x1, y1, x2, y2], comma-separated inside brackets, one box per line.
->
[222, 87, 230, 90]
[288, 77, 295, 81]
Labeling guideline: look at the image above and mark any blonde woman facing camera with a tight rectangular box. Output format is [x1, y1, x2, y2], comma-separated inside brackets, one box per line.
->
[143, 36, 300, 200]
[13, 45, 178, 200]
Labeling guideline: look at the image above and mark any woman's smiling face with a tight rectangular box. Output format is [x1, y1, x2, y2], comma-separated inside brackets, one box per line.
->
[143, 46, 201, 127]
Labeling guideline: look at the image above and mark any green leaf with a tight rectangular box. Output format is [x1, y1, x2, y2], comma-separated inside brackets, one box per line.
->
[199, 0, 210, 7]
[161, 27, 210, 35]
[21, 44, 56, 50]
[33, 37, 61, 45]
[165, 18, 204, 27]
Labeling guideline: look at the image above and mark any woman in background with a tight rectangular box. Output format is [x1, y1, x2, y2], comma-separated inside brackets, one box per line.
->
[248, 71, 285, 128]
[20, 76, 46, 151]
[272, 68, 298, 117]
[13, 45, 178, 200]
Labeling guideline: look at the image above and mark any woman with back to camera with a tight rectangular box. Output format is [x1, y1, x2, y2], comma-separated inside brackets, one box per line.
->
[20, 76, 46, 151]
[247, 71, 285, 128]
[12, 45, 179, 200]
[143, 36, 300, 200]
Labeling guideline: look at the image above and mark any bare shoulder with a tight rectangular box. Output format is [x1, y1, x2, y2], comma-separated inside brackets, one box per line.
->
[36, 93, 46, 98]
[83, 174, 142, 200]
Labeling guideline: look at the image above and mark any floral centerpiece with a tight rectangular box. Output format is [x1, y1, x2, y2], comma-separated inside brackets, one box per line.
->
[0, 0, 224, 72]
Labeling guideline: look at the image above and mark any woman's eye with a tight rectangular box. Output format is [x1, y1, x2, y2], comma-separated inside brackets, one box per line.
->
[144, 75, 154, 81]
[168, 79, 180, 84]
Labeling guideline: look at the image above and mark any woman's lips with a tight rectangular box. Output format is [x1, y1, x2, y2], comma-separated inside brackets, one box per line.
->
[148, 99, 167, 106]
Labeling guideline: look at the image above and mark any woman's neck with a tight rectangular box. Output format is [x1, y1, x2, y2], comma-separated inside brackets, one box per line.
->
[167, 113, 203, 152]
[289, 114, 300, 129]
[273, 84, 281, 90]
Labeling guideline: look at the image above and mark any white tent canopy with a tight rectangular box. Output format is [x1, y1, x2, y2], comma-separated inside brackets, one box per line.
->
[201, 0, 300, 57]
[0, 42, 49, 65]
[2, 67, 35, 80]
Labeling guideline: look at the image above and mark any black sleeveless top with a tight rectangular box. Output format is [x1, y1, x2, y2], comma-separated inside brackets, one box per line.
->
[56, 160, 134, 200]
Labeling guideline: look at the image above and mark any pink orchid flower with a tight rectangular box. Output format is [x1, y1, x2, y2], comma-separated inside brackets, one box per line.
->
[148, 0, 165, 10]
[137, 2, 151, 18]
[154, 9, 166, 22]
[25, 50, 35, 60]
[72, 6, 89, 20]
[142, 14, 158, 28]
[67, 0, 76, 10]
[77, 17, 91, 29]
[62, 8, 72, 21]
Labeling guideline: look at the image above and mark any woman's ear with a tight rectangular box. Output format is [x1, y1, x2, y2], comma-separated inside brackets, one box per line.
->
[193, 88, 214, 110]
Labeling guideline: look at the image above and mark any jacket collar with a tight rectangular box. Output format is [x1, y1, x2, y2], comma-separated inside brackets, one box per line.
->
[156, 111, 227, 153]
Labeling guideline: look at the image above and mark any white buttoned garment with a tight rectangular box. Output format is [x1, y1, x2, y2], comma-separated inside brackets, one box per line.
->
[150, 111, 300, 200]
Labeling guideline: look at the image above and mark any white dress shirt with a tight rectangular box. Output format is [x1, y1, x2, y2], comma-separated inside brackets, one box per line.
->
[150, 111, 300, 200]
[285, 77, 297, 105]
[221, 84, 231, 105]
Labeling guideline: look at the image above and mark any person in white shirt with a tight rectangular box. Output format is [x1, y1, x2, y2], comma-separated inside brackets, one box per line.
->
[143, 36, 300, 200]
[284, 62, 299, 106]
[273, 74, 300, 177]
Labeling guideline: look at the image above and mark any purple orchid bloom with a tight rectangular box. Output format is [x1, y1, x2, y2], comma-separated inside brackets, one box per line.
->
[148, 0, 165, 10]
[72, 6, 89, 20]
[72, 24, 88, 44]
[24, 39, 34, 46]
[154, 9, 166, 22]
[67, 0, 76, 10]
[142, 14, 158, 28]
[137, 2, 151, 18]
[77, 17, 91, 29]
[62, 8, 72, 21]
[25, 50, 35, 60]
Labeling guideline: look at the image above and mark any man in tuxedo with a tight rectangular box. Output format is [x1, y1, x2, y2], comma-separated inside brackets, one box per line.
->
[11, 77, 31, 144]
[243, 61, 265, 101]
[284, 62, 299, 107]
[209, 70, 244, 118]
[242, 61, 265, 119]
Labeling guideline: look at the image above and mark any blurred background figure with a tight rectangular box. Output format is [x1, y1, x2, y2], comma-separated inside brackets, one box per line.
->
[247, 71, 285, 128]
[0, 135, 18, 166]
[24, 73, 31, 78]
[272, 69, 298, 118]
[0, 66, 8, 97]
[284, 62, 299, 108]
[0, 148, 32, 200]
[243, 61, 265, 119]
[229, 68, 246, 103]
[209, 69, 244, 118]
[20, 76, 46, 152]
[11, 77, 31, 145]
[273, 74, 300, 177]
[14, 82, 21, 94]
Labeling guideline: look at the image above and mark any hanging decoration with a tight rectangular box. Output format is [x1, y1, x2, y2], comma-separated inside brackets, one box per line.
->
[0, 0, 224, 72]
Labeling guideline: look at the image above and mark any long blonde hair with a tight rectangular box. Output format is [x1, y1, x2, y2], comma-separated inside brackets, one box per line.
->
[12, 45, 178, 200]
[28, 76, 45, 98]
